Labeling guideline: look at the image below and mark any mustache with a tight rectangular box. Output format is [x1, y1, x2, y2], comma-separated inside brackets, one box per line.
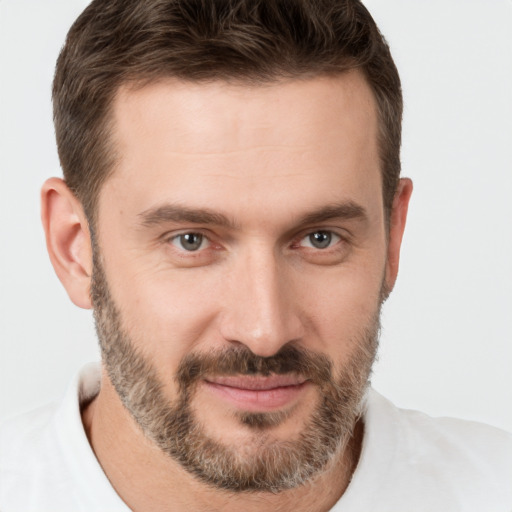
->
[175, 345, 333, 391]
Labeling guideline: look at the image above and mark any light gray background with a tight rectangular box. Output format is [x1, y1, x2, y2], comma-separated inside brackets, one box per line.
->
[1, 0, 511, 431]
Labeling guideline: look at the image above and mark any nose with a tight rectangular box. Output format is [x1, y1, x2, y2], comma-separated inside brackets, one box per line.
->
[219, 245, 304, 358]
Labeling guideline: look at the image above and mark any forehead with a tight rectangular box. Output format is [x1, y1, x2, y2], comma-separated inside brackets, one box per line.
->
[115, 71, 376, 145]
[102, 72, 381, 226]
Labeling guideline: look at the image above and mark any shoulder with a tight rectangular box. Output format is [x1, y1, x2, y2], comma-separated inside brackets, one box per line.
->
[0, 402, 65, 510]
[0, 402, 59, 467]
[1, 400, 56, 434]
[370, 390, 512, 473]
[0, 363, 127, 512]
[338, 389, 512, 511]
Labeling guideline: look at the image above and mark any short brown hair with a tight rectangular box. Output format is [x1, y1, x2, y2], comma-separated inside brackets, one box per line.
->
[53, 0, 402, 223]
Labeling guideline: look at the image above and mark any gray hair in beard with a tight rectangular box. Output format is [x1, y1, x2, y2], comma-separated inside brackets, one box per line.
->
[91, 252, 380, 492]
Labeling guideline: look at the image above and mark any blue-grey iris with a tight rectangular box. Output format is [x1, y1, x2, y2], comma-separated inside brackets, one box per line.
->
[309, 231, 332, 249]
[179, 233, 203, 251]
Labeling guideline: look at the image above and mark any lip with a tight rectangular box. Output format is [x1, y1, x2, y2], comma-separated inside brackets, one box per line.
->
[203, 375, 310, 411]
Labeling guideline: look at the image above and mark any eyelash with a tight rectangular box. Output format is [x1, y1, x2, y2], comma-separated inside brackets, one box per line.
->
[166, 229, 346, 255]
[166, 231, 218, 259]
[170, 232, 210, 252]
[295, 231, 342, 250]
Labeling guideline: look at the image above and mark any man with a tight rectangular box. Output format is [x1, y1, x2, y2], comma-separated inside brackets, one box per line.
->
[1, 0, 511, 510]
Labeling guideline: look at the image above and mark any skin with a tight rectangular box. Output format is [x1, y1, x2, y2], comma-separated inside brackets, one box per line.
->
[41, 71, 412, 511]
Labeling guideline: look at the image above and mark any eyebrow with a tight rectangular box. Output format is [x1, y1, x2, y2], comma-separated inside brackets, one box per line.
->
[139, 204, 237, 229]
[138, 201, 368, 229]
[296, 202, 368, 226]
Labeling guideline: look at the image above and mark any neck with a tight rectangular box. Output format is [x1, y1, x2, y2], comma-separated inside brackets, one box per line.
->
[82, 374, 363, 512]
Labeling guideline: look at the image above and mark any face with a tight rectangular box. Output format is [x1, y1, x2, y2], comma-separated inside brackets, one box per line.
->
[92, 72, 391, 491]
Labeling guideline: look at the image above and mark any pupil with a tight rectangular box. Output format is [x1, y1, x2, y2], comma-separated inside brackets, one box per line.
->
[181, 233, 202, 251]
[310, 231, 331, 249]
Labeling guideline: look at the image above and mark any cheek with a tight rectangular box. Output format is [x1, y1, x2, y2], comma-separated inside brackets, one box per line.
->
[296, 261, 384, 359]
[107, 264, 225, 372]
[100, 223, 386, 378]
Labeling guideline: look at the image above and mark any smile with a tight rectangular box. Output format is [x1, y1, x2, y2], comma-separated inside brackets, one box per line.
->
[202, 375, 310, 411]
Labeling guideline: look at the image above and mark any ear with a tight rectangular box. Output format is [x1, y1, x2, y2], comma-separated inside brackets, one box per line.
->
[41, 178, 93, 309]
[384, 178, 413, 295]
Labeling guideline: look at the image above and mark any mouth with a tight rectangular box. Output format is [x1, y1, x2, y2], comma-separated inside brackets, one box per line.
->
[202, 375, 310, 411]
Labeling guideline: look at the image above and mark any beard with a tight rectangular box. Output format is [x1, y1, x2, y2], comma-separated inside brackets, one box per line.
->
[91, 255, 381, 493]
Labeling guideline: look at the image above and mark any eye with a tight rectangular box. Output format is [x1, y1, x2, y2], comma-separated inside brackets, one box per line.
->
[171, 233, 209, 252]
[300, 230, 341, 249]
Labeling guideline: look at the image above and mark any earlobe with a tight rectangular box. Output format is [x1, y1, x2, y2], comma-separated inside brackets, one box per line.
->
[41, 178, 93, 309]
[384, 178, 413, 295]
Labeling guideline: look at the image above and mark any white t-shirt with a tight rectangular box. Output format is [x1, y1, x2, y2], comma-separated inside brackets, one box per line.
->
[1, 363, 511, 511]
